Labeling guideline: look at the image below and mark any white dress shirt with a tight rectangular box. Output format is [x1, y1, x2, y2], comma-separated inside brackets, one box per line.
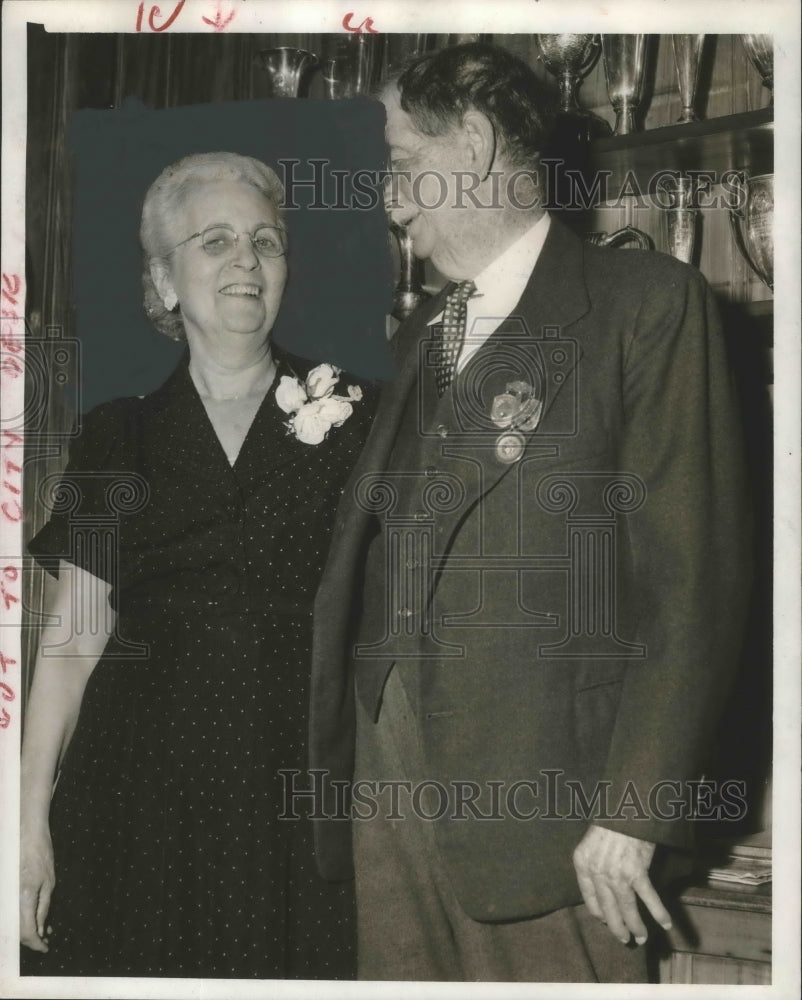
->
[427, 212, 551, 373]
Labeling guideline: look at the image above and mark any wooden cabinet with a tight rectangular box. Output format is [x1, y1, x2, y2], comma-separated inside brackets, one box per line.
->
[660, 880, 772, 985]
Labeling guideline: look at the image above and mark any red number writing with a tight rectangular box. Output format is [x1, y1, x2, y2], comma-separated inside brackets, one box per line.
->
[1, 500, 21, 523]
[343, 12, 379, 34]
[1, 356, 23, 379]
[136, 0, 186, 32]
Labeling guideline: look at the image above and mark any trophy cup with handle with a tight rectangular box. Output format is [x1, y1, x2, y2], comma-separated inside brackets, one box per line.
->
[729, 172, 773, 292]
[585, 226, 653, 250]
[256, 47, 319, 98]
[601, 34, 648, 135]
[741, 35, 773, 104]
[536, 34, 612, 142]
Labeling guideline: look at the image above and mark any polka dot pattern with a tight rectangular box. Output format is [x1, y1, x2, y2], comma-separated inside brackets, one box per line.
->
[23, 348, 372, 979]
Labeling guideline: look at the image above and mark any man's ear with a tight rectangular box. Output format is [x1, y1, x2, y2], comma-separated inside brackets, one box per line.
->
[461, 111, 497, 181]
[149, 258, 175, 303]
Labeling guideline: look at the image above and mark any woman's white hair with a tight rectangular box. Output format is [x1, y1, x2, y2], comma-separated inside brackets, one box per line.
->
[140, 152, 286, 341]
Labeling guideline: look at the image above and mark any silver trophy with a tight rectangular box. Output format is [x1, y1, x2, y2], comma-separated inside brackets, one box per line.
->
[390, 223, 431, 321]
[728, 172, 773, 291]
[256, 47, 318, 98]
[741, 35, 773, 103]
[657, 175, 701, 264]
[536, 34, 612, 139]
[585, 226, 653, 250]
[385, 34, 433, 75]
[672, 34, 706, 123]
[601, 34, 648, 135]
[321, 33, 381, 98]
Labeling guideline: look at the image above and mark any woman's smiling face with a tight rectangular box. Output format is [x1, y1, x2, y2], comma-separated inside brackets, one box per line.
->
[159, 180, 288, 345]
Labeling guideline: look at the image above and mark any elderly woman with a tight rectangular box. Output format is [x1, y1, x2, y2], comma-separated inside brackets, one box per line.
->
[20, 152, 372, 978]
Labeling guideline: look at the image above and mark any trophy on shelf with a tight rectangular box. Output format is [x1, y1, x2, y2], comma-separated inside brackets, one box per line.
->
[321, 33, 381, 98]
[535, 34, 612, 142]
[385, 34, 433, 74]
[390, 222, 431, 321]
[671, 34, 706, 123]
[256, 47, 318, 98]
[601, 34, 648, 135]
[585, 226, 653, 250]
[657, 174, 702, 264]
[741, 35, 773, 104]
[728, 172, 773, 291]
[444, 34, 491, 46]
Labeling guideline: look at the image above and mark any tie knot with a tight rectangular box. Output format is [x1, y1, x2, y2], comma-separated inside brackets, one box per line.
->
[448, 280, 476, 307]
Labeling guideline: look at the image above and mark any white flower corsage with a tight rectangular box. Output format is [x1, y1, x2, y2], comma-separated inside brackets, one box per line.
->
[275, 363, 363, 445]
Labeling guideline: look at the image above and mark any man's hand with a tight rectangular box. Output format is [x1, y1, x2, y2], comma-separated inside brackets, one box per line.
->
[572, 825, 672, 945]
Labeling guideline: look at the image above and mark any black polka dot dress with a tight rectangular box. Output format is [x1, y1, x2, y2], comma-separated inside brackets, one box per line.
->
[24, 348, 374, 979]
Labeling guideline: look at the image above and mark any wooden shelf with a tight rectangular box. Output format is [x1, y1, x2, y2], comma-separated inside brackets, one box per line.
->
[589, 108, 773, 194]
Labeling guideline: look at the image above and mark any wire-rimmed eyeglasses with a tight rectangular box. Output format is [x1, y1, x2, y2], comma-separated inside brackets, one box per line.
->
[165, 224, 287, 259]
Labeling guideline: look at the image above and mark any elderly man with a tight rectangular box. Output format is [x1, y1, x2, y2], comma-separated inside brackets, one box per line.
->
[310, 43, 749, 981]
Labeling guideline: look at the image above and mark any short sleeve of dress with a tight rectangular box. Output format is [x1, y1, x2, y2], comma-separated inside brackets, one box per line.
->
[27, 400, 138, 583]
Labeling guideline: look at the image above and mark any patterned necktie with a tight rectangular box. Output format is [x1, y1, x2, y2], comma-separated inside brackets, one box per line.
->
[435, 280, 476, 397]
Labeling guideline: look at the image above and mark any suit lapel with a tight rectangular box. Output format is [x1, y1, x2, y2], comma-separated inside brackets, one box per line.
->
[443, 217, 592, 500]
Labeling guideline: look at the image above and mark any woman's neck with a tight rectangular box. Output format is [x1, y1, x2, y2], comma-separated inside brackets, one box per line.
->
[187, 339, 277, 402]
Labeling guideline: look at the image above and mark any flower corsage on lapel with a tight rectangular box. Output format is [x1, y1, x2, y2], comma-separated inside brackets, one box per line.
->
[276, 363, 363, 445]
[489, 380, 543, 465]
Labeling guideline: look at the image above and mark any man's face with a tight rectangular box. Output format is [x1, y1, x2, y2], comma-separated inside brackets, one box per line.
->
[383, 90, 477, 280]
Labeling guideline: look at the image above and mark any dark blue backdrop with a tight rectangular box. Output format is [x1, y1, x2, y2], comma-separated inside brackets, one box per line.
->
[69, 96, 394, 411]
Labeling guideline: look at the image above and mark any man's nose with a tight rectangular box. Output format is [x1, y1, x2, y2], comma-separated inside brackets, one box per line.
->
[384, 173, 418, 227]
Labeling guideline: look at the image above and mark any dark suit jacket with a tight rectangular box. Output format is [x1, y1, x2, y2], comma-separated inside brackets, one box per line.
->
[310, 217, 751, 921]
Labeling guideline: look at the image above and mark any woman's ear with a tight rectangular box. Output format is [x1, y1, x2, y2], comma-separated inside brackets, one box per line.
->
[150, 259, 178, 312]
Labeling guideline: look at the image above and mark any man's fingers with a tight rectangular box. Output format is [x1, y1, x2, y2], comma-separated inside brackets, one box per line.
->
[610, 880, 649, 943]
[632, 871, 673, 929]
[594, 879, 630, 944]
[574, 867, 604, 921]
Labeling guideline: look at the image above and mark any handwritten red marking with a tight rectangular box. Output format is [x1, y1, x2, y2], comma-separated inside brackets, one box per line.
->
[2, 274, 20, 297]
[0, 707, 10, 729]
[2, 430, 23, 448]
[0, 651, 16, 675]
[136, 0, 186, 32]
[0, 681, 14, 701]
[0, 583, 19, 610]
[1, 357, 22, 379]
[342, 12, 379, 34]
[1, 500, 21, 523]
[1, 327, 22, 353]
[202, 3, 236, 31]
